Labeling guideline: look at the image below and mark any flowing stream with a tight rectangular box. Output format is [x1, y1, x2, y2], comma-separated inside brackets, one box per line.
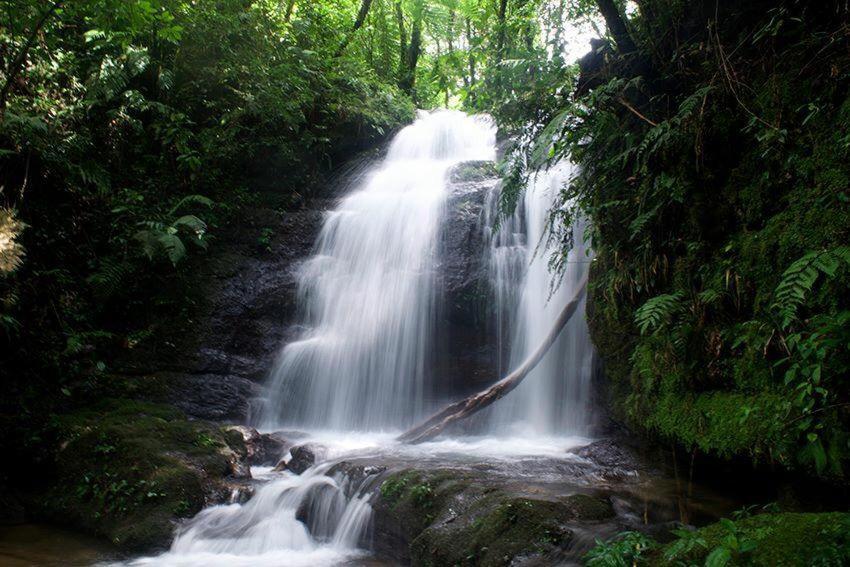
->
[122, 111, 600, 566]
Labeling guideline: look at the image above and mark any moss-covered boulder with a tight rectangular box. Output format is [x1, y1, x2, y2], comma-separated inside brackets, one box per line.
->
[39, 398, 248, 551]
[373, 468, 614, 566]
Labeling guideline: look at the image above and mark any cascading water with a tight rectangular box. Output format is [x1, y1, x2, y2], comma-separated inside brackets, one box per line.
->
[122, 463, 378, 567]
[484, 162, 595, 436]
[261, 110, 496, 431]
[120, 112, 595, 567]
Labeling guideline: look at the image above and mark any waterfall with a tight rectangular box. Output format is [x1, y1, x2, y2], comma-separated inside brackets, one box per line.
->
[119, 113, 596, 567]
[484, 162, 594, 436]
[122, 464, 379, 567]
[261, 110, 496, 431]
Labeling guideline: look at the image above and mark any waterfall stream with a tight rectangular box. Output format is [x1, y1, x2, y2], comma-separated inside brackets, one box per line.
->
[484, 162, 594, 436]
[261, 110, 496, 431]
[122, 111, 596, 566]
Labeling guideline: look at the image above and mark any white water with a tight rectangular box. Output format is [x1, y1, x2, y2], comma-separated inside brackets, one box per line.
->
[121, 464, 374, 567]
[484, 162, 594, 436]
[261, 110, 496, 431]
[122, 112, 595, 566]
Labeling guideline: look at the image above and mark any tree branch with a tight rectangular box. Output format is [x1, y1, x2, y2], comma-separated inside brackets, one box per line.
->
[398, 277, 588, 444]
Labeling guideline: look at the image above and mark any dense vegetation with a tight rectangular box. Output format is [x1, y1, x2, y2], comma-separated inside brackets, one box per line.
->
[501, 0, 850, 479]
[2, 0, 849, 561]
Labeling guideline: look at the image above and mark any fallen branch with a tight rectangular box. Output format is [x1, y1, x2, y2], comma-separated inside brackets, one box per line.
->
[398, 276, 588, 444]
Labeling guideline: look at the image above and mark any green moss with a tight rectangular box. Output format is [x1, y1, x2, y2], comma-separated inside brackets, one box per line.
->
[379, 469, 615, 566]
[40, 398, 241, 550]
[411, 497, 575, 566]
[643, 391, 788, 459]
[450, 161, 498, 182]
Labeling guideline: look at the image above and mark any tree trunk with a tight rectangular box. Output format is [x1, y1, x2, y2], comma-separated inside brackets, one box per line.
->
[335, 0, 374, 56]
[398, 277, 587, 444]
[284, 0, 296, 22]
[0, 1, 62, 118]
[495, 0, 509, 62]
[595, 0, 637, 54]
[399, 0, 424, 95]
[465, 16, 476, 96]
[394, 1, 408, 86]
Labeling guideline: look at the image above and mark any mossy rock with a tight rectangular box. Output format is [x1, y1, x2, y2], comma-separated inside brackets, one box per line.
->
[411, 496, 577, 566]
[39, 398, 246, 550]
[450, 161, 498, 183]
[654, 512, 850, 566]
[375, 468, 613, 566]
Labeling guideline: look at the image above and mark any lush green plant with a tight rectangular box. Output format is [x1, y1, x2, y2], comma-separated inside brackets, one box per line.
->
[584, 531, 656, 566]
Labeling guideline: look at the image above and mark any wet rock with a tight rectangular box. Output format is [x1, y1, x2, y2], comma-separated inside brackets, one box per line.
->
[370, 466, 623, 565]
[449, 160, 498, 183]
[559, 493, 615, 521]
[224, 426, 288, 466]
[166, 373, 260, 422]
[275, 443, 323, 474]
[327, 461, 387, 496]
[435, 162, 501, 394]
[113, 204, 328, 422]
[571, 439, 641, 481]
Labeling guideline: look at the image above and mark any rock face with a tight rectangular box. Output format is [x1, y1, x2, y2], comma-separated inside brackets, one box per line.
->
[434, 161, 501, 395]
[115, 202, 329, 422]
[277, 443, 322, 474]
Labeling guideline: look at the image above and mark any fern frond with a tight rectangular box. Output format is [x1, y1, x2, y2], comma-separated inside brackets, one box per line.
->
[87, 258, 131, 299]
[169, 194, 213, 215]
[635, 292, 685, 335]
[772, 246, 850, 327]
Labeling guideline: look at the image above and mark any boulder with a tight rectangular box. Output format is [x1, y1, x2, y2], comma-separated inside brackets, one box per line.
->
[275, 443, 322, 474]
[224, 426, 288, 466]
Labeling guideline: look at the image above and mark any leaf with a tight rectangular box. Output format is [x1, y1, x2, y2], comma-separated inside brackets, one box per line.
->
[169, 194, 214, 215]
[157, 233, 187, 266]
[635, 292, 685, 334]
[705, 546, 732, 567]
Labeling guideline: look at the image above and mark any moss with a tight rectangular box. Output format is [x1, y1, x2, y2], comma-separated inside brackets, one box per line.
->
[378, 469, 615, 566]
[39, 398, 241, 550]
[411, 497, 576, 566]
[450, 161, 498, 182]
[643, 391, 788, 459]
[656, 513, 850, 566]
[379, 469, 473, 536]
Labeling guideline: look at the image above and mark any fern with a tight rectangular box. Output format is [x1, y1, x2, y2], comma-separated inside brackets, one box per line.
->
[635, 292, 685, 335]
[169, 194, 213, 215]
[771, 246, 850, 327]
[87, 258, 131, 299]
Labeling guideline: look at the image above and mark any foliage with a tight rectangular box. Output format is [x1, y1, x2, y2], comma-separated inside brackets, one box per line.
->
[590, 511, 850, 566]
[0, 0, 416, 419]
[506, 0, 850, 477]
[584, 531, 656, 566]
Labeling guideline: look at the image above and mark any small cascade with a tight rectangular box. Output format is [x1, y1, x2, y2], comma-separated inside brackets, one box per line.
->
[261, 110, 496, 431]
[484, 162, 595, 436]
[124, 463, 379, 567]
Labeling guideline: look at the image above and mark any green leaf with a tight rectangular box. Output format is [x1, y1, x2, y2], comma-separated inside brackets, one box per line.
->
[705, 546, 732, 567]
